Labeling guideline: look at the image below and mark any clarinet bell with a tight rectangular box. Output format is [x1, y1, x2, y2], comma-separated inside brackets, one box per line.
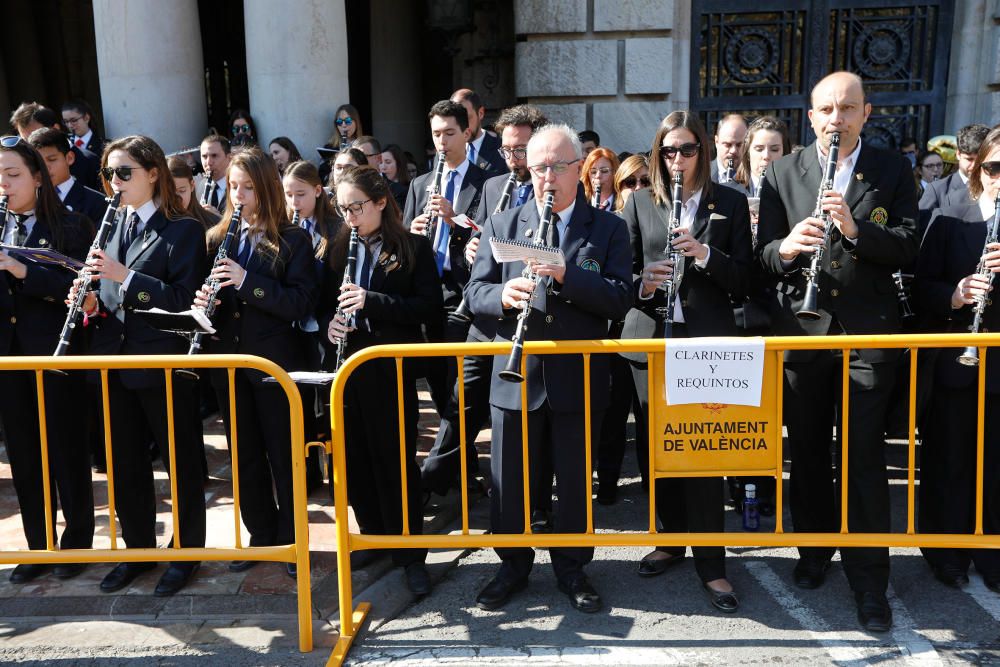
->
[957, 346, 980, 367]
[498, 344, 526, 383]
[796, 284, 822, 321]
[498, 366, 525, 383]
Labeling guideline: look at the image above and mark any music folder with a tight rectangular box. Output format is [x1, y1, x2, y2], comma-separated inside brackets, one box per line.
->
[0, 245, 85, 272]
[316, 147, 338, 161]
[133, 307, 216, 335]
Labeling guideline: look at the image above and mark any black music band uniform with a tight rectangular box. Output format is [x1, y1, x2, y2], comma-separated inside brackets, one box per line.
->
[757, 141, 919, 595]
[621, 183, 752, 582]
[466, 189, 632, 584]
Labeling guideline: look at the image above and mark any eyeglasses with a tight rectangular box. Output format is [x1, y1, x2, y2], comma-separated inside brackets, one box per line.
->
[335, 117, 354, 126]
[621, 175, 651, 189]
[527, 159, 580, 176]
[921, 161, 944, 171]
[363, 152, 379, 158]
[100, 165, 143, 181]
[0, 136, 24, 148]
[589, 167, 612, 176]
[660, 143, 701, 159]
[498, 147, 527, 160]
[63, 116, 83, 125]
[982, 161, 1000, 177]
[232, 124, 251, 134]
[337, 199, 371, 217]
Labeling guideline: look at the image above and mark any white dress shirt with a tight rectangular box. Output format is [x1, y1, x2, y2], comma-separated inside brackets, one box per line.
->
[120, 198, 159, 292]
[816, 138, 863, 196]
[433, 159, 469, 272]
[55, 176, 76, 202]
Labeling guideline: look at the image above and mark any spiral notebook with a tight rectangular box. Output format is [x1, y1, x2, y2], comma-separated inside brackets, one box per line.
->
[489, 238, 565, 267]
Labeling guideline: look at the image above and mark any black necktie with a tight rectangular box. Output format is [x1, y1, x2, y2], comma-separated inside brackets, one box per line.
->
[359, 241, 373, 291]
[120, 212, 139, 255]
[236, 228, 252, 268]
[546, 213, 561, 248]
[12, 213, 29, 247]
[210, 183, 220, 210]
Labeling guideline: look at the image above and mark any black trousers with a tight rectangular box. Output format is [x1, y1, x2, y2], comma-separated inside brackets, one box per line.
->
[344, 359, 425, 567]
[107, 372, 205, 553]
[785, 351, 895, 594]
[919, 381, 1000, 578]
[0, 369, 94, 551]
[490, 403, 602, 581]
[212, 370, 295, 546]
[630, 359, 726, 583]
[597, 352, 648, 489]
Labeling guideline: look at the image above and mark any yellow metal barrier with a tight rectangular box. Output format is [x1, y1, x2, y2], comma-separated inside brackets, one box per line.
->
[0, 354, 314, 653]
[326, 333, 1000, 665]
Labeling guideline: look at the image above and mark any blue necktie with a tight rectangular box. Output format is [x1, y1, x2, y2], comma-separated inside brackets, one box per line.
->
[236, 228, 252, 268]
[466, 143, 476, 165]
[435, 170, 458, 275]
[514, 183, 532, 207]
[120, 212, 139, 256]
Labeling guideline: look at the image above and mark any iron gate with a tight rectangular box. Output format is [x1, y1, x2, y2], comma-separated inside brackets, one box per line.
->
[691, 1, 955, 149]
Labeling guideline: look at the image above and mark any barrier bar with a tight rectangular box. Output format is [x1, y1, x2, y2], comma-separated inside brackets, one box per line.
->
[907, 350, 918, 535]
[99, 369, 118, 548]
[840, 350, 850, 535]
[164, 369, 181, 548]
[456, 356, 469, 535]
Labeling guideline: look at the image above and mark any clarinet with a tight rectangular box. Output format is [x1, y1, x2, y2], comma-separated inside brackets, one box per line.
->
[332, 227, 361, 373]
[452, 171, 520, 325]
[498, 190, 555, 383]
[656, 172, 685, 339]
[593, 179, 602, 209]
[0, 195, 8, 239]
[797, 131, 841, 320]
[423, 150, 447, 240]
[957, 192, 1000, 366]
[338, 129, 349, 153]
[723, 157, 735, 183]
[892, 270, 916, 321]
[290, 209, 301, 231]
[54, 192, 122, 356]
[188, 203, 243, 355]
[201, 169, 214, 206]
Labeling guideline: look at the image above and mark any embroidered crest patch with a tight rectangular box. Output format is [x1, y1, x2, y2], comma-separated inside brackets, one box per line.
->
[137, 291, 151, 303]
[253, 287, 265, 298]
[870, 207, 888, 225]
[580, 258, 601, 272]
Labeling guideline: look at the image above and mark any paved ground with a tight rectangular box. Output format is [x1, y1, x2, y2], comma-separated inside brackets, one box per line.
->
[1, 389, 1000, 665]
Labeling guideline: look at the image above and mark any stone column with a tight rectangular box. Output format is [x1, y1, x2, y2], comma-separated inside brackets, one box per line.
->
[944, 0, 1000, 131]
[244, 0, 350, 164]
[514, 0, 680, 154]
[92, 0, 207, 153]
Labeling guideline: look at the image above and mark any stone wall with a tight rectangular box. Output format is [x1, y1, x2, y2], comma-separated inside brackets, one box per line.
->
[944, 0, 1000, 132]
[514, 0, 682, 154]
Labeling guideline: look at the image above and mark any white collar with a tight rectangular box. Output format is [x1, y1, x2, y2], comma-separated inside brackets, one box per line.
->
[470, 130, 486, 153]
[215, 175, 227, 189]
[77, 129, 93, 145]
[538, 198, 575, 230]
[127, 198, 158, 224]
[55, 176, 75, 200]
[960, 170, 969, 185]
[684, 188, 703, 212]
[978, 193, 996, 221]
[817, 138, 863, 169]
[445, 158, 470, 180]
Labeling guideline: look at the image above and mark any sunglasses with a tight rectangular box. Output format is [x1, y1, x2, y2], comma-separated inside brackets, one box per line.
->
[0, 136, 24, 148]
[660, 143, 701, 159]
[621, 175, 651, 189]
[100, 165, 144, 181]
[335, 117, 354, 126]
[232, 124, 251, 134]
[982, 161, 1000, 177]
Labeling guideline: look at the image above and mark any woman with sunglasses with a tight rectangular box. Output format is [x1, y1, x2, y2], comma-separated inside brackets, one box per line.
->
[228, 109, 258, 148]
[620, 111, 751, 613]
[319, 104, 364, 186]
[581, 147, 619, 211]
[614, 154, 650, 213]
[913, 126, 1000, 593]
[75, 135, 209, 597]
[322, 165, 441, 594]
[193, 147, 318, 578]
[0, 136, 94, 584]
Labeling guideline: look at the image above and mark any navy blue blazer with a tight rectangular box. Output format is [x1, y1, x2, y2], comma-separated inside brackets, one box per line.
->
[465, 190, 633, 412]
[63, 179, 108, 225]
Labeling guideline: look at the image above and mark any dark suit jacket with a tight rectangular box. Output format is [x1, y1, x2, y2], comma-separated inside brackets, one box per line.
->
[63, 179, 108, 225]
[620, 184, 753, 356]
[89, 211, 208, 388]
[387, 176, 407, 211]
[402, 162, 488, 288]
[83, 134, 107, 158]
[319, 233, 442, 362]
[465, 191, 633, 412]
[0, 213, 92, 356]
[913, 201, 1000, 392]
[757, 141, 919, 362]
[918, 172, 971, 241]
[70, 145, 100, 190]
[472, 132, 506, 176]
[206, 225, 319, 377]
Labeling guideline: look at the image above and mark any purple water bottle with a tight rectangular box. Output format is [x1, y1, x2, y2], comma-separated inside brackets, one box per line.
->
[743, 483, 760, 531]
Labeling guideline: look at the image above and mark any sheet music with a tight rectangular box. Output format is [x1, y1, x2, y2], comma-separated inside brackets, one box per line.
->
[262, 371, 337, 385]
[489, 237, 565, 267]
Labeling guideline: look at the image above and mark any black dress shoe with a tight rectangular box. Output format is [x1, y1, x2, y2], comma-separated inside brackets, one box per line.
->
[228, 560, 260, 573]
[703, 583, 739, 613]
[405, 563, 432, 597]
[793, 558, 830, 589]
[285, 562, 297, 579]
[100, 562, 157, 593]
[558, 574, 602, 613]
[8, 563, 51, 584]
[931, 564, 969, 588]
[154, 563, 200, 597]
[637, 551, 685, 578]
[855, 591, 892, 632]
[476, 572, 528, 610]
[530, 509, 552, 533]
[53, 563, 87, 580]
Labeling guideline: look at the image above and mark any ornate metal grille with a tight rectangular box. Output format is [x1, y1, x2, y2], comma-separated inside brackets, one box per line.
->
[692, 1, 954, 149]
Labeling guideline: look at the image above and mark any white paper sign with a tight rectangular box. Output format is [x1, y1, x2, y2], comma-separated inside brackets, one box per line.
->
[664, 337, 765, 406]
[489, 237, 565, 267]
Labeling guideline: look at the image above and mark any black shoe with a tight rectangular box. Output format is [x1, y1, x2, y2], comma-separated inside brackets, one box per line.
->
[100, 562, 157, 593]
[285, 562, 297, 579]
[476, 572, 528, 610]
[855, 591, 892, 632]
[558, 574, 602, 613]
[349, 549, 385, 570]
[228, 560, 260, 573]
[931, 564, 969, 588]
[703, 583, 739, 613]
[530, 509, 552, 533]
[637, 551, 685, 578]
[8, 563, 50, 584]
[596, 480, 618, 506]
[405, 563, 432, 597]
[53, 563, 87, 580]
[154, 563, 199, 597]
[793, 558, 830, 589]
